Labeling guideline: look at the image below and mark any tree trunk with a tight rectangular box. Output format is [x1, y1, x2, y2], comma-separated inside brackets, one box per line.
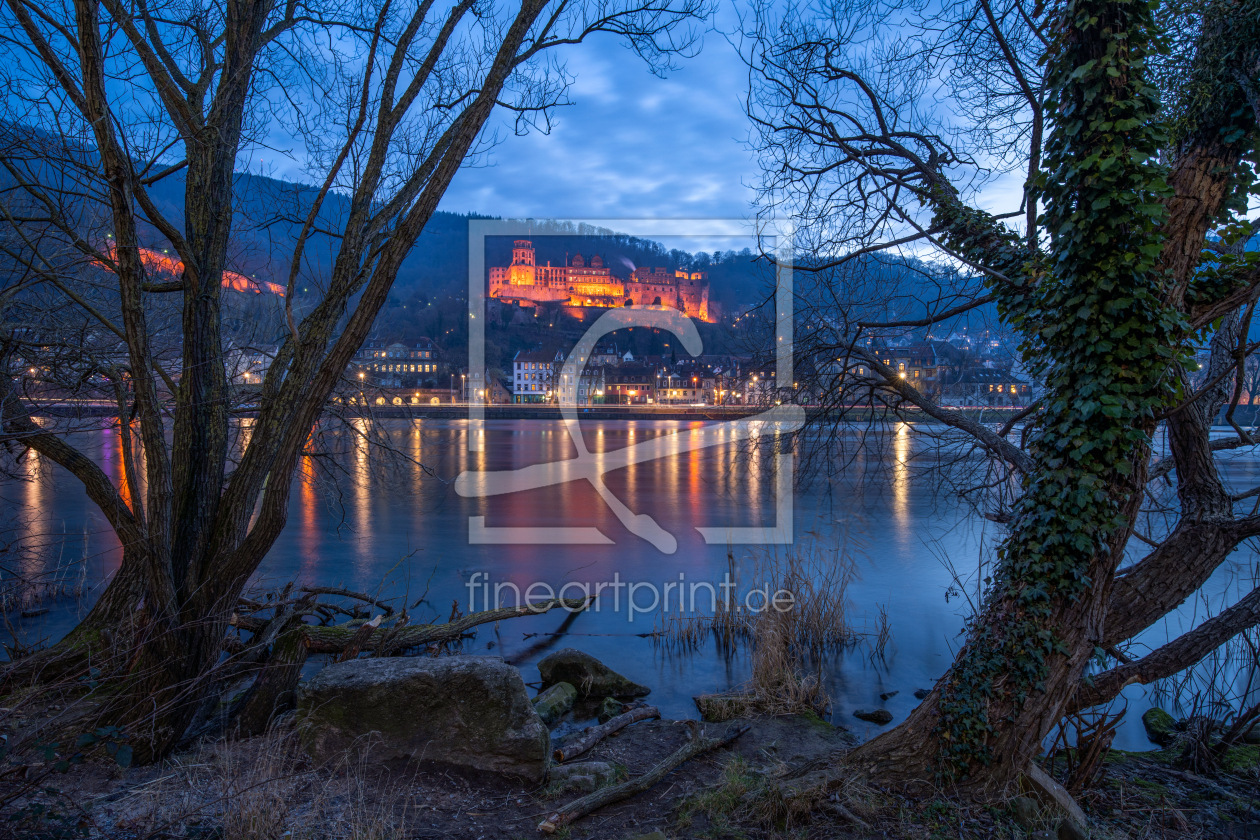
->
[846, 0, 1188, 793]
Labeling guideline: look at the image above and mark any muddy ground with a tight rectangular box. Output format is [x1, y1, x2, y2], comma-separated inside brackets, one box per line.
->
[5, 712, 1259, 839]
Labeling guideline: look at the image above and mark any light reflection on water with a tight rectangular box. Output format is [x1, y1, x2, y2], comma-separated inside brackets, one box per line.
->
[4, 418, 1257, 752]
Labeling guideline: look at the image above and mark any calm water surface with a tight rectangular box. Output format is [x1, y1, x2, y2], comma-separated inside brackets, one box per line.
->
[6, 419, 1257, 751]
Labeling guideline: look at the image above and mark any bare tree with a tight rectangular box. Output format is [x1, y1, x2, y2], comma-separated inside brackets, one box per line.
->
[0, 0, 708, 761]
[746, 0, 1260, 794]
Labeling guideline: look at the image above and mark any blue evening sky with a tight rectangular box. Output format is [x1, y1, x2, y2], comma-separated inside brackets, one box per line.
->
[437, 16, 763, 253]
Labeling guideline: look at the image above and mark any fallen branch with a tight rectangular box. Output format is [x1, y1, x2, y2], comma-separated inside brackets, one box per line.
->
[302, 596, 593, 654]
[538, 720, 748, 834]
[300, 586, 395, 616]
[552, 705, 661, 762]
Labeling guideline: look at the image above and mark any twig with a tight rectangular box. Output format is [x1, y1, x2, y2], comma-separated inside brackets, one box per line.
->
[538, 721, 748, 833]
[300, 585, 396, 615]
[552, 706, 661, 762]
[821, 800, 871, 830]
[302, 596, 594, 655]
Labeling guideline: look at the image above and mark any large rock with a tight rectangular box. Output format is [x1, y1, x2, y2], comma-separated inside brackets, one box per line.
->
[296, 655, 549, 783]
[1142, 707, 1178, 747]
[853, 708, 893, 725]
[597, 696, 627, 723]
[1243, 720, 1260, 745]
[533, 682, 577, 726]
[548, 760, 618, 794]
[537, 649, 650, 698]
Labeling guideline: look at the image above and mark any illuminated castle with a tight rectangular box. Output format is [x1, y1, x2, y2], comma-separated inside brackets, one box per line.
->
[489, 240, 712, 322]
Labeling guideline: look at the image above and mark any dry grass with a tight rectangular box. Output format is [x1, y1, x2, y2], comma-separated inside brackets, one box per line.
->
[657, 538, 859, 654]
[79, 728, 413, 840]
[677, 754, 879, 837]
[695, 592, 831, 720]
[685, 540, 858, 719]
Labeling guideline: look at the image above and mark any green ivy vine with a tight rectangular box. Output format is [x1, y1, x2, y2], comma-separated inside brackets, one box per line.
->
[927, 0, 1193, 784]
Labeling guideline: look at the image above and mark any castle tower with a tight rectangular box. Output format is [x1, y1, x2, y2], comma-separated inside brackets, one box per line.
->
[508, 239, 536, 286]
[512, 240, 535, 266]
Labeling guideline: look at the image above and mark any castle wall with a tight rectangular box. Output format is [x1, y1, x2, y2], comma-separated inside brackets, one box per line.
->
[489, 243, 715, 321]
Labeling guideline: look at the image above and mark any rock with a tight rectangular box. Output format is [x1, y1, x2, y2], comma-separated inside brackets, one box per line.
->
[1142, 707, 1178, 747]
[879, 690, 899, 701]
[1243, 720, 1260, 745]
[1022, 763, 1088, 840]
[597, 696, 626, 723]
[548, 760, 618, 794]
[913, 688, 931, 700]
[297, 655, 549, 783]
[853, 708, 893, 725]
[537, 649, 650, 698]
[1057, 817, 1088, 840]
[1011, 795, 1040, 828]
[533, 682, 577, 726]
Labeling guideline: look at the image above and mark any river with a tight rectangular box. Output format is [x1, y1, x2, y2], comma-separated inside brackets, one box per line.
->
[4, 418, 1257, 751]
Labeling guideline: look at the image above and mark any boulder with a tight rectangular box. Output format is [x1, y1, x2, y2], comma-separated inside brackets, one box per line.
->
[879, 690, 899, 701]
[1142, 707, 1178, 747]
[1057, 817, 1088, 840]
[913, 688, 931, 700]
[1011, 795, 1040, 829]
[537, 649, 650, 698]
[1243, 720, 1260, 745]
[548, 760, 618, 794]
[597, 696, 627, 723]
[853, 708, 893, 725]
[296, 655, 549, 783]
[533, 682, 577, 726]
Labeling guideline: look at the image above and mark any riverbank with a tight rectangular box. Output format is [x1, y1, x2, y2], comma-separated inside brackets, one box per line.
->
[7, 713, 1258, 838]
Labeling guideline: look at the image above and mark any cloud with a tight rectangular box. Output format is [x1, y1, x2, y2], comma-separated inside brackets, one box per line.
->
[439, 23, 760, 249]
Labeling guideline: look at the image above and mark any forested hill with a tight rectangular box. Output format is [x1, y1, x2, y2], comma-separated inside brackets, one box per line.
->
[0, 138, 978, 335]
[136, 169, 778, 308]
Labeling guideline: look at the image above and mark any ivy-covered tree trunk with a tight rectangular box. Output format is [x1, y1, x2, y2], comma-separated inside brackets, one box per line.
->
[847, 0, 1189, 792]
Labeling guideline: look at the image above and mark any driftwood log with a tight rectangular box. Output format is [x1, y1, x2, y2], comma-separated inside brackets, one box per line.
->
[552, 705, 660, 762]
[227, 596, 594, 655]
[538, 721, 749, 834]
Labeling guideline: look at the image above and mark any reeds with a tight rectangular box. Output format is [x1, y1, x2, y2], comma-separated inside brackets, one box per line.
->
[656, 537, 861, 654]
[687, 539, 859, 718]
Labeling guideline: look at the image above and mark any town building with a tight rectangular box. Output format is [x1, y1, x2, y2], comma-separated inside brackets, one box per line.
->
[604, 363, 657, 404]
[512, 348, 563, 403]
[352, 338, 446, 387]
[463, 370, 513, 404]
[489, 240, 713, 322]
[938, 368, 1032, 405]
